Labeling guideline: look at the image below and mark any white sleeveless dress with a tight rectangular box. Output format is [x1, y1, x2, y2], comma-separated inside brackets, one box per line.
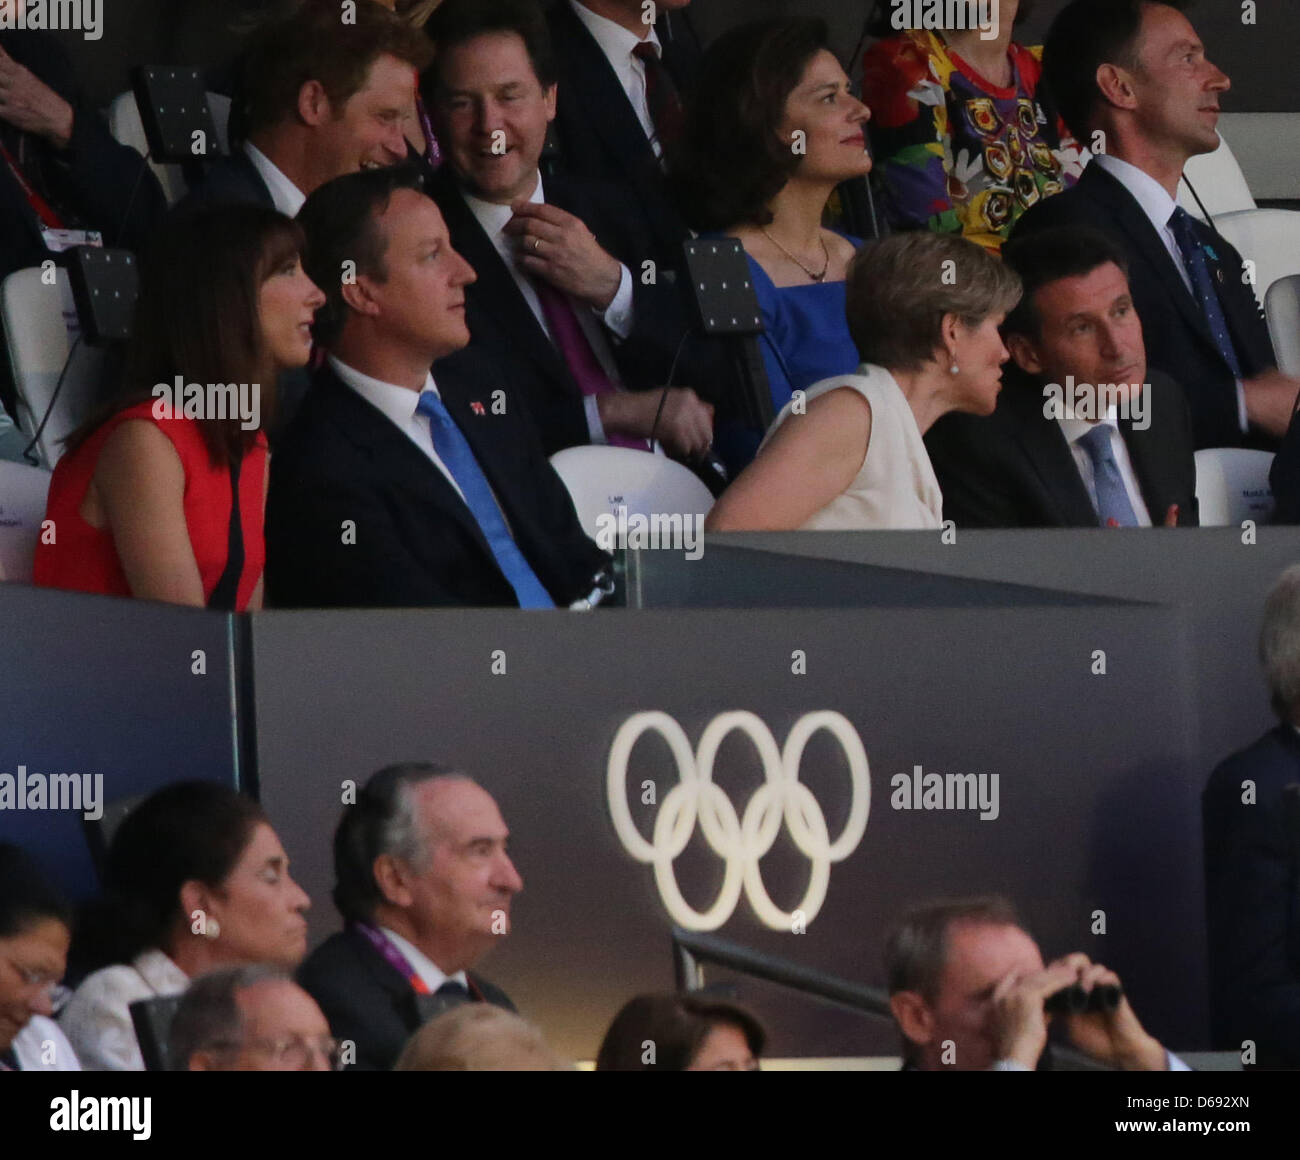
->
[763, 364, 944, 530]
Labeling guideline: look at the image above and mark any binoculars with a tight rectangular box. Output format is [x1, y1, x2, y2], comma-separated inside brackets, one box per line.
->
[1044, 983, 1122, 1015]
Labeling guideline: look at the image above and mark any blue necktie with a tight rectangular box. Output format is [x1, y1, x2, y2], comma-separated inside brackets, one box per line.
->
[1168, 207, 1243, 378]
[1077, 425, 1138, 527]
[415, 391, 554, 608]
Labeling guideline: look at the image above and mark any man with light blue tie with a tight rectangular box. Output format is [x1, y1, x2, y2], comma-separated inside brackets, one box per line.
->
[1011, 0, 1295, 452]
[926, 227, 1199, 529]
[265, 165, 611, 609]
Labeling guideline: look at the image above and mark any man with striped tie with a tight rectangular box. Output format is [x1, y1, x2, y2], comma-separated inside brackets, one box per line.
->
[265, 164, 610, 609]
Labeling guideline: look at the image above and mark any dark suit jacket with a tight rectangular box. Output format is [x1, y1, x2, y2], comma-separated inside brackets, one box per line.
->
[1011, 163, 1276, 450]
[1203, 725, 1300, 1068]
[546, 0, 700, 265]
[428, 165, 690, 456]
[925, 370, 1199, 528]
[297, 926, 514, 1071]
[173, 146, 274, 212]
[265, 353, 609, 608]
[0, 31, 166, 280]
[1269, 409, 1300, 524]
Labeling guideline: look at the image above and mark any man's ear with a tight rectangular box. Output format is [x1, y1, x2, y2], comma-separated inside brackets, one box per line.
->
[340, 275, 383, 319]
[372, 853, 414, 909]
[1095, 62, 1139, 114]
[890, 991, 935, 1048]
[1005, 331, 1044, 376]
[298, 79, 332, 127]
[543, 82, 558, 123]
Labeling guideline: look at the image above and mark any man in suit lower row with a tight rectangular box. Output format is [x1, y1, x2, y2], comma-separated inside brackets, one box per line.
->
[1012, 0, 1299, 452]
[420, 0, 714, 461]
[299, 763, 521, 1071]
[926, 226, 1199, 529]
[266, 165, 610, 609]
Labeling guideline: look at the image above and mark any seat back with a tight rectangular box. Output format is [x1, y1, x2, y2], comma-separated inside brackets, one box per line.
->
[0, 268, 105, 467]
[0, 460, 51, 581]
[1211, 207, 1300, 378]
[1178, 132, 1256, 220]
[107, 89, 233, 206]
[549, 446, 715, 542]
[129, 994, 186, 1072]
[1194, 447, 1275, 526]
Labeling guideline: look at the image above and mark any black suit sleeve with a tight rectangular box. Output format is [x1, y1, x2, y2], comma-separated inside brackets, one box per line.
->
[1270, 408, 1300, 524]
[1204, 753, 1300, 1063]
[925, 412, 1027, 529]
[3, 33, 166, 254]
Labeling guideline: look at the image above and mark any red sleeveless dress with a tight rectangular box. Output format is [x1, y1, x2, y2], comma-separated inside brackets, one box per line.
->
[33, 402, 267, 610]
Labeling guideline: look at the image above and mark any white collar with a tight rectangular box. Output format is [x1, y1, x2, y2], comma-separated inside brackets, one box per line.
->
[569, 0, 661, 57]
[329, 355, 439, 422]
[134, 947, 190, 991]
[243, 142, 306, 217]
[1060, 405, 1120, 449]
[1091, 153, 1180, 235]
[462, 172, 545, 242]
[378, 926, 469, 992]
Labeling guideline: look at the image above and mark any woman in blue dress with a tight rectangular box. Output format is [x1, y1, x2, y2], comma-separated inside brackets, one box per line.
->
[671, 18, 874, 470]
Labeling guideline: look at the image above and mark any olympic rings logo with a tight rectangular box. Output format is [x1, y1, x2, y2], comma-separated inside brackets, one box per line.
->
[606, 710, 871, 931]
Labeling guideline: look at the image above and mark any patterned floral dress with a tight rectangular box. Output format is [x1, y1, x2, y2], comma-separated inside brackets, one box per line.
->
[862, 31, 1086, 251]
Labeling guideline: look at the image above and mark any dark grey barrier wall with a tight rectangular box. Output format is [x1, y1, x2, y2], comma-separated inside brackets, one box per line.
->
[252, 602, 1202, 1059]
[0, 586, 241, 898]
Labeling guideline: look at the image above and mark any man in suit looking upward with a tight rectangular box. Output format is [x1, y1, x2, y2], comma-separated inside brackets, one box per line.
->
[265, 165, 610, 608]
[1011, 0, 1297, 450]
[421, 0, 714, 459]
[182, 0, 429, 214]
[926, 227, 1199, 528]
[299, 764, 522, 1072]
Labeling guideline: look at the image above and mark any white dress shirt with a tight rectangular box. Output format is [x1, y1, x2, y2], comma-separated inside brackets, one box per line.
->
[244, 142, 306, 217]
[1091, 152, 1248, 432]
[569, 0, 663, 157]
[12, 1014, 80, 1071]
[1058, 406, 1153, 526]
[329, 356, 467, 503]
[58, 947, 189, 1071]
[461, 174, 634, 445]
[378, 926, 469, 993]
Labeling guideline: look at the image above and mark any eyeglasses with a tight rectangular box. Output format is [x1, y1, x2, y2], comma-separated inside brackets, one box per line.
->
[210, 1034, 343, 1071]
[1, 956, 66, 1004]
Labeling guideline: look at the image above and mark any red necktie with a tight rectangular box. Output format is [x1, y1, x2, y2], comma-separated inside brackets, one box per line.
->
[632, 42, 685, 154]
[531, 277, 650, 452]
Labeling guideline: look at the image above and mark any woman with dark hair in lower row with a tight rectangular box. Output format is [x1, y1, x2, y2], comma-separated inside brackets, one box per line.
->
[670, 19, 874, 470]
[59, 781, 311, 1071]
[34, 204, 324, 611]
[596, 993, 765, 1071]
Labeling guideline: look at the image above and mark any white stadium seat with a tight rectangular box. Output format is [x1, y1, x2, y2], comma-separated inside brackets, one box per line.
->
[1177, 132, 1256, 220]
[1211, 207, 1300, 378]
[0, 460, 52, 582]
[107, 90, 233, 206]
[0, 268, 105, 468]
[549, 445, 715, 541]
[1194, 447, 1275, 526]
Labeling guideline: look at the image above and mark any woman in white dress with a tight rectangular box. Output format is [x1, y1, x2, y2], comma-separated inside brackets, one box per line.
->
[706, 231, 1022, 530]
[59, 781, 311, 1070]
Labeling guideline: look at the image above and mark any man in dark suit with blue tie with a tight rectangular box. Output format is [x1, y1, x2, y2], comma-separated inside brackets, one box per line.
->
[265, 164, 610, 609]
[179, 0, 429, 216]
[1011, 0, 1299, 452]
[1204, 567, 1300, 1069]
[299, 764, 522, 1071]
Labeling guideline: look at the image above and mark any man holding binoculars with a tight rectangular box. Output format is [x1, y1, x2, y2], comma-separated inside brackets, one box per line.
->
[885, 897, 1188, 1071]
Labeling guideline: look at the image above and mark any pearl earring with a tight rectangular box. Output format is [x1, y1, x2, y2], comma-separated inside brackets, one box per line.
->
[950, 363, 960, 375]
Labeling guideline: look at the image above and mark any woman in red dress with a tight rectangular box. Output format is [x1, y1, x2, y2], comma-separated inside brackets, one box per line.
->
[34, 204, 324, 610]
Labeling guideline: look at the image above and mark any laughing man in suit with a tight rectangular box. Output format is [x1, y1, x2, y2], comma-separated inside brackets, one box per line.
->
[926, 226, 1199, 528]
[299, 764, 521, 1072]
[1011, 0, 1297, 451]
[180, 0, 430, 215]
[420, 0, 714, 460]
[265, 164, 609, 608]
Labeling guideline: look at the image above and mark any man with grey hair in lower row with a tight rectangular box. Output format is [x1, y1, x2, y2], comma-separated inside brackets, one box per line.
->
[170, 966, 336, 1071]
[297, 764, 523, 1070]
[1204, 564, 1300, 1068]
[885, 896, 1186, 1071]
